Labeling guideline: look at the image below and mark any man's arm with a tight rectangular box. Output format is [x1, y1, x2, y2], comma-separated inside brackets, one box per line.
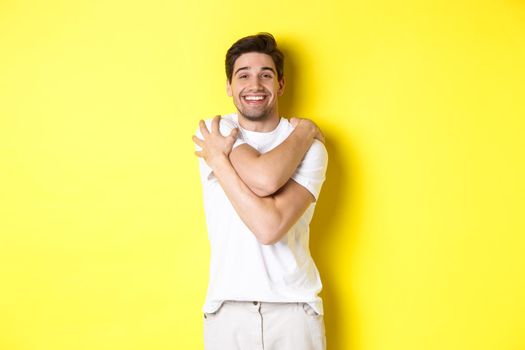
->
[200, 115, 324, 197]
[193, 117, 321, 245]
[213, 158, 313, 245]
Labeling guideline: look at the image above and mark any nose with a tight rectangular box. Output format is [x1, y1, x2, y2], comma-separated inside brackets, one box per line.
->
[247, 76, 264, 91]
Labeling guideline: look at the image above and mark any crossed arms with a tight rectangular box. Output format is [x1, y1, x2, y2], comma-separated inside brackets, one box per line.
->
[193, 116, 325, 245]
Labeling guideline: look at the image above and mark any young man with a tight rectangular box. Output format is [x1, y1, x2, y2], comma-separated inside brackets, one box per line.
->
[193, 33, 328, 350]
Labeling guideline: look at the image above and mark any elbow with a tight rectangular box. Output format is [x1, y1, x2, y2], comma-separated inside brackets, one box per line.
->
[258, 235, 276, 245]
[251, 187, 273, 198]
[258, 235, 280, 246]
[255, 226, 286, 245]
[250, 173, 282, 197]
[250, 206, 288, 245]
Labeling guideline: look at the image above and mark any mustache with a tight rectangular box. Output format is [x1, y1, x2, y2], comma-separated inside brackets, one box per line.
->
[240, 88, 270, 95]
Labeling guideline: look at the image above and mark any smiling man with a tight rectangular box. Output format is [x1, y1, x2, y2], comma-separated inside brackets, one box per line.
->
[193, 33, 328, 350]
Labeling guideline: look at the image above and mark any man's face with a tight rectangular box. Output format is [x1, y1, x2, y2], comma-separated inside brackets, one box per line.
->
[227, 52, 284, 122]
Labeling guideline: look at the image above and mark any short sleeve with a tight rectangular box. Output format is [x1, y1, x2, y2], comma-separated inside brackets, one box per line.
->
[194, 117, 246, 183]
[291, 140, 328, 201]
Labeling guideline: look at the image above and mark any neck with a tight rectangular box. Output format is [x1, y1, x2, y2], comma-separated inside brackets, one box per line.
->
[237, 110, 281, 132]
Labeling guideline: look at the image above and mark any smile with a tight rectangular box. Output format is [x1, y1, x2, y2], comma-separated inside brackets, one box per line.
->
[242, 95, 267, 104]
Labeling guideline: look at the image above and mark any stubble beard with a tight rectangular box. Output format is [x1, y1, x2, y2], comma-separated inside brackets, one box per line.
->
[235, 94, 275, 122]
[237, 106, 273, 122]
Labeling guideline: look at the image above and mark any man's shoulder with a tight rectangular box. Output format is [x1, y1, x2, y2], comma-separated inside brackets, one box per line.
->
[307, 139, 328, 159]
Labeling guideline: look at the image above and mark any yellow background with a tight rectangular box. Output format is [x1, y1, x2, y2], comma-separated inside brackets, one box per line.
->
[1, 0, 524, 349]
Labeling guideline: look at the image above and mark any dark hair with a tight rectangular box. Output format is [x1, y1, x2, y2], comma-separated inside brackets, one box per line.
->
[225, 32, 284, 83]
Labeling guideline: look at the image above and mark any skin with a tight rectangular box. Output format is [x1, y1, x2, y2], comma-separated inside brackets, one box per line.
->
[226, 52, 324, 196]
[193, 52, 325, 244]
[226, 52, 284, 131]
[193, 117, 317, 245]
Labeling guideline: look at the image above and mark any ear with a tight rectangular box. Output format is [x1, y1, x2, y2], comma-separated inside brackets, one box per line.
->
[277, 77, 285, 97]
[226, 79, 233, 97]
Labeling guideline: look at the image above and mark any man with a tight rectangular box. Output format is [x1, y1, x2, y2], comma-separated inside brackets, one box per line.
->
[192, 33, 328, 350]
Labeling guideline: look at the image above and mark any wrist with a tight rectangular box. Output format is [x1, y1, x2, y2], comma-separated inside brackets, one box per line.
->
[209, 154, 232, 174]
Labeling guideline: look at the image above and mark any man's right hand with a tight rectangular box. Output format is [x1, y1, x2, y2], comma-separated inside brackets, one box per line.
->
[290, 117, 325, 144]
[192, 115, 239, 170]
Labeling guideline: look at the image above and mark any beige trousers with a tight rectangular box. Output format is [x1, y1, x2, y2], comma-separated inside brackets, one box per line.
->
[203, 301, 326, 350]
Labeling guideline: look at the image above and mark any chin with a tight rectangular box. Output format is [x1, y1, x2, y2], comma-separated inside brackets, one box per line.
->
[242, 113, 269, 122]
[235, 105, 271, 122]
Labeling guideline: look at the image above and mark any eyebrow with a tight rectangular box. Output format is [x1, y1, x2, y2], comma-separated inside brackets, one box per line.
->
[234, 66, 276, 76]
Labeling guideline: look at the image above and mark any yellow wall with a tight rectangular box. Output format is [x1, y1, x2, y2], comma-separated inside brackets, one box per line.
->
[1, 0, 524, 349]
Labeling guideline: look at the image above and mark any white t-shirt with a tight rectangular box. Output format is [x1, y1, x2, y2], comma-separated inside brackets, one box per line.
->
[195, 113, 328, 315]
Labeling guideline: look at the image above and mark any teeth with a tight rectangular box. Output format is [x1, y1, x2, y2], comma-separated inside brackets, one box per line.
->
[244, 96, 265, 101]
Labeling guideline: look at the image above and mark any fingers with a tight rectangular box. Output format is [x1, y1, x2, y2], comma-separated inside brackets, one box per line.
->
[228, 127, 239, 139]
[315, 129, 326, 144]
[211, 115, 221, 134]
[199, 119, 210, 137]
[194, 150, 203, 158]
[225, 128, 239, 148]
[192, 135, 204, 147]
[290, 117, 300, 128]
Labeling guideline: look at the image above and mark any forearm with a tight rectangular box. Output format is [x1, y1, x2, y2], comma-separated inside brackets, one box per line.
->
[230, 121, 317, 196]
[212, 155, 289, 245]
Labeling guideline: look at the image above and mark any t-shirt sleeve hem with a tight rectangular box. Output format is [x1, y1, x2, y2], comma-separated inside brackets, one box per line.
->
[291, 174, 322, 202]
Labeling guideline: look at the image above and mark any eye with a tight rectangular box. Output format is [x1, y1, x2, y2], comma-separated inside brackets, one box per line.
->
[238, 74, 248, 79]
[262, 73, 273, 79]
